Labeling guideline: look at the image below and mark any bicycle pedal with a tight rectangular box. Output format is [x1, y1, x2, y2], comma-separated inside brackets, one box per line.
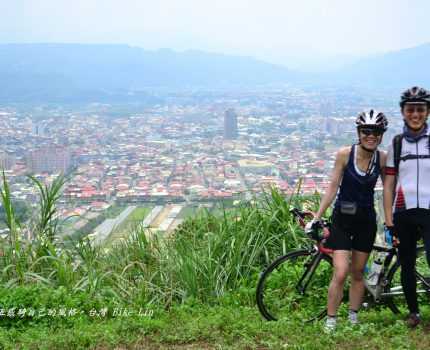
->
[381, 279, 389, 287]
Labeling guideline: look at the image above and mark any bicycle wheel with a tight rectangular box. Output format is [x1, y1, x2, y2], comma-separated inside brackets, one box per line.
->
[256, 249, 333, 321]
[384, 246, 430, 314]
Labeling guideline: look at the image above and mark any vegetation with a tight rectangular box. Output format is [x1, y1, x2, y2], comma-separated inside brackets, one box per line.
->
[67, 212, 105, 241]
[0, 200, 30, 228]
[65, 204, 129, 242]
[105, 206, 153, 245]
[104, 204, 128, 219]
[0, 174, 428, 349]
[1, 286, 430, 349]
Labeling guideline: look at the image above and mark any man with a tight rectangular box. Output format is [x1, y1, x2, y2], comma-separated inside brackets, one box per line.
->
[383, 86, 430, 328]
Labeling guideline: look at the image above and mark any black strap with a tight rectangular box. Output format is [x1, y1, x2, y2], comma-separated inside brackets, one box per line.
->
[394, 134, 430, 166]
[365, 151, 377, 176]
[393, 134, 403, 172]
[399, 154, 430, 161]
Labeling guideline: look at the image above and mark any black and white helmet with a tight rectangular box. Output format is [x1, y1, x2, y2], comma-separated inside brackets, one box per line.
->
[355, 110, 388, 132]
[400, 86, 430, 108]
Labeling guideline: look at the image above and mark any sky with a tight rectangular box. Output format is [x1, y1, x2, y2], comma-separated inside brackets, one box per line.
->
[1, 0, 429, 71]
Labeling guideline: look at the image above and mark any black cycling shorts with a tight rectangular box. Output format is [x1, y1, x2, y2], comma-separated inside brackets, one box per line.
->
[325, 207, 377, 253]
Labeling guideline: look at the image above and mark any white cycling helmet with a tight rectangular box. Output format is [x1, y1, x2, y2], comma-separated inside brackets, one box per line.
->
[355, 110, 388, 132]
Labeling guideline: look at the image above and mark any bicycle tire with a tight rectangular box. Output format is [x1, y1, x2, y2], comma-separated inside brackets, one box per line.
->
[256, 249, 333, 321]
[384, 246, 430, 314]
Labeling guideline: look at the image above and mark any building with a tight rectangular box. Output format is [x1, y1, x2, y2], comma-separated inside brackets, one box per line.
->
[224, 108, 238, 140]
[238, 159, 275, 176]
[0, 151, 15, 170]
[26, 145, 71, 174]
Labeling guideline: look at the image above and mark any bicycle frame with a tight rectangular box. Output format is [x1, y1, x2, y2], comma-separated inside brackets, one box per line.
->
[378, 255, 430, 299]
[288, 208, 334, 297]
[255, 207, 430, 322]
[364, 245, 396, 301]
[365, 244, 430, 303]
[292, 207, 430, 302]
[295, 249, 325, 295]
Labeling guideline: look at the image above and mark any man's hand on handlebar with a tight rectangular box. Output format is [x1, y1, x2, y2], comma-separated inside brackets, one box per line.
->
[384, 223, 397, 238]
[384, 223, 400, 247]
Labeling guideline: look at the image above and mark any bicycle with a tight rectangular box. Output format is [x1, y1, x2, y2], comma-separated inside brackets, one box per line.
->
[256, 207, 430, 322]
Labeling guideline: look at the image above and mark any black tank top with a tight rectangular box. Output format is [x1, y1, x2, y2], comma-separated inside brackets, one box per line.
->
[335, 144, 380, 209]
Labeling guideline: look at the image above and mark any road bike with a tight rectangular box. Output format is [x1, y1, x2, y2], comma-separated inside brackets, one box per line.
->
[256, 207, 430, 321]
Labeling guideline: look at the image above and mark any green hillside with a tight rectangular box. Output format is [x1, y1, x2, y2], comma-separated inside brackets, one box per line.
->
[0, 175, 429, 349]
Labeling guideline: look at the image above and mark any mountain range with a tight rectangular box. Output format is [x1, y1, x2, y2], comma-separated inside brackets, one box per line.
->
[0, 43, 429, 102]
[338, 43, 430, 87]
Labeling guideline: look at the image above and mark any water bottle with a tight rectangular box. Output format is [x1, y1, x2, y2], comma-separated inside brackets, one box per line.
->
[367, 253, 384, 286]
[384, 226, 393, 248]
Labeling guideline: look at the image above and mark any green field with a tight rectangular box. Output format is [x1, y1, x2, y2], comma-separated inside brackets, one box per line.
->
[104, 204, 128, 218]
[177, 205, 200, 219]
[177, 203, 231, 220]
[105, 206, 153, 245]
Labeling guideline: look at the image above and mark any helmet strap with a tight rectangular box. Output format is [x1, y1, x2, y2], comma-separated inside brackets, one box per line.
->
[357, 144, 377, 176]
[359, 143, 374, 154]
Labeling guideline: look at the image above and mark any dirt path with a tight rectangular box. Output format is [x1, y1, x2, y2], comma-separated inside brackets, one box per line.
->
[150, 205, 172, 229]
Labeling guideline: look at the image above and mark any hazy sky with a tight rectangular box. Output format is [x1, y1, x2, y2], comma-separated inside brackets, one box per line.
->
[1, 0, 429, 70]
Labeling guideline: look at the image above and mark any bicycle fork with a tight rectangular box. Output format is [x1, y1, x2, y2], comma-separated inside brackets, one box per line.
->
[294, 252, 329, 322]
[295, 251, 324, 295]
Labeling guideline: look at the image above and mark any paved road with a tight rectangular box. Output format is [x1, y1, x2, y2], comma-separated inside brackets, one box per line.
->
[92, 206, 136, 246]
[141, 206, 164, 227]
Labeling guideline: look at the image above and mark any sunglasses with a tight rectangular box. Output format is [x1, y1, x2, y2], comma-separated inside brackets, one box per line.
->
[360, 128, 383, 137]
[404, 106, 427, 114]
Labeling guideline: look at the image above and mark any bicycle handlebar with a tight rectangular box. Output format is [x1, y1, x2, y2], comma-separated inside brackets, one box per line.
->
[289, 208, 314, 228]
[289, 207, 329, 228]
[289, 207, 332, 252]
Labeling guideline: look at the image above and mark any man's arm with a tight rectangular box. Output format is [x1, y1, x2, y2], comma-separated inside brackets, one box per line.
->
[383, 175, 395, 226]
[383, 143, 396, 226]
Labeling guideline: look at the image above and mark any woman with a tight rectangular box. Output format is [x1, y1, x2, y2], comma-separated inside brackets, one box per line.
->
[308, 110, 388, 331]
[383, 86, 430, 328]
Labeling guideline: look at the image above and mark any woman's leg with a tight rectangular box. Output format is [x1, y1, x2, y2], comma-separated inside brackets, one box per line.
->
[327, 250, 350, 316]
[349, 250, 370, 311]
[348, 209, 376, 312]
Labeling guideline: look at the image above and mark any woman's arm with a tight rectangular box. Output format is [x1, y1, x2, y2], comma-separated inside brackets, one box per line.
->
[314, 148, 348, 219]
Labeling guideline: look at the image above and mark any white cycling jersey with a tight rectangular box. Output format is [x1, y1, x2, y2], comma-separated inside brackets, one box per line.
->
[386, 131, 430, 212]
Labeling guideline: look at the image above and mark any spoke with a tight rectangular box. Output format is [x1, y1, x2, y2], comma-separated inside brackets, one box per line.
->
[257, 251, 333, 321]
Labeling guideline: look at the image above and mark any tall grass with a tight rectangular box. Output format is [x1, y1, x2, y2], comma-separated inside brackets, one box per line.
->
[1, 173, 317, 309]
[0, 170, 27, 284]
[29, 174, 66, 245]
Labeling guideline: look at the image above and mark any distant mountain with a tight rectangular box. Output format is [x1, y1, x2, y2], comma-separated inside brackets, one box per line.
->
[1, 43, 430, 103]
[0, 44, 298, 102]
[336, 43, 430, 87]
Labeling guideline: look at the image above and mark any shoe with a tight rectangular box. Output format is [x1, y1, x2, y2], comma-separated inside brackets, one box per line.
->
[406, 313, 421, 328]
[348, 310, 359, 325]
[324, 316, 337, 332]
